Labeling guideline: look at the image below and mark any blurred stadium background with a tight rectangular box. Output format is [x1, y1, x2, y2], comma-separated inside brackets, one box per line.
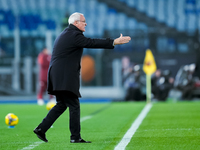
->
[0, 0, 199, 101]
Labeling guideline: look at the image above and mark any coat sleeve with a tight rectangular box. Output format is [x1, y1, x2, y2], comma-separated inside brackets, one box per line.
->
[74, 33, 114, 49]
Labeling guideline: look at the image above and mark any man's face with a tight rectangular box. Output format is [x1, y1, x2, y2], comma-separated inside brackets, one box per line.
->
[74, 15, 87, 32]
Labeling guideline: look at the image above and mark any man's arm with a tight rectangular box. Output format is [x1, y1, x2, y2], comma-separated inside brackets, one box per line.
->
[74, 33, 131, 48]
[74, 33, 115, 49]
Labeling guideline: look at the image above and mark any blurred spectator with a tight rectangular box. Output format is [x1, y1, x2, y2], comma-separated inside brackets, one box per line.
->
[37, 47, 54, 105]
[151, 69, 174, 101]
[181, 64, 196, 100]
[122, 56, 143, 101]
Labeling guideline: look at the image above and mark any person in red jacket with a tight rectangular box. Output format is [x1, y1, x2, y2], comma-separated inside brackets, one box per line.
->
[37, 47, 54, 105]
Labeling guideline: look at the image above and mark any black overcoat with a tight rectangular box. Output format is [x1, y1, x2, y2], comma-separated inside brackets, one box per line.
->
[47, 24, 114, 97]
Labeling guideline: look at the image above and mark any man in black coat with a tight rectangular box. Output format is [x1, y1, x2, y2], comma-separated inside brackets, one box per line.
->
[33, 12, 131, 143]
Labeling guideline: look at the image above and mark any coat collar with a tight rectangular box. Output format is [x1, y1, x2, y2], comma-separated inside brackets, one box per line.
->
[68, 24, 82, 33]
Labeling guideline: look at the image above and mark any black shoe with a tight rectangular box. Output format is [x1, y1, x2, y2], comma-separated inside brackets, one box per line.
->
[33, 128, 48, 142]
[70, 138, 91, 143]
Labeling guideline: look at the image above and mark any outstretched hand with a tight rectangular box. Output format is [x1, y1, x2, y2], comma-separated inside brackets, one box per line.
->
[114, 34, 131, 45]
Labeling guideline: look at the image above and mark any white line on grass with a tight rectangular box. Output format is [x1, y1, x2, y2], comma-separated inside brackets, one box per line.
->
[80, 115, 92, 122]
[141, 128, 200, 132]
[114, 103, 152, 150]
[20, 115, 93, 150]
[20, 141, 43, 150]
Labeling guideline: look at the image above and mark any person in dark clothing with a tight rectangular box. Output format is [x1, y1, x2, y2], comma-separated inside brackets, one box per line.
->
[181, 64, 196, 100]
[33, 12, 131, 143]
[151, 69, 174, 101]
[122, 58, 143, 101]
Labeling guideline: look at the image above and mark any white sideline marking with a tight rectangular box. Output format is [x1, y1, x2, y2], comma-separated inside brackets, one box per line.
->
[80, 115, 92, 122]
[114, 103, 152, 150]
[20, 141, 43, 150]
[21, 115, 92, 150]
[141, 128, 200, 132]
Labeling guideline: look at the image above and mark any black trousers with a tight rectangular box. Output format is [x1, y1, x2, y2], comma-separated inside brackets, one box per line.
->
[37, 91, 81, 140]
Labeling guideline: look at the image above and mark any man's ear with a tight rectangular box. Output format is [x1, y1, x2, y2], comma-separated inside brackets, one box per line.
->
[75, 21, 79, 25]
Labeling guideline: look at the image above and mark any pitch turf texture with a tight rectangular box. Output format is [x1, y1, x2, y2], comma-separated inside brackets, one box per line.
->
[0, 101, 200, 150]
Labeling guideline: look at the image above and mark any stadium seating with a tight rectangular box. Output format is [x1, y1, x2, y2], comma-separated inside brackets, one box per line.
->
[0, 0, 141, 38]
[0, 0, 199, 48]
[120, 0, 199, 33]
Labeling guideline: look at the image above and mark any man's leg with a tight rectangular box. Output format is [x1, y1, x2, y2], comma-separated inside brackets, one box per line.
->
[56, 92, 80, 140]
[34, 95, 67, 142]
[64, 95, 91, 143]
[67, 97, 81, 140]
[35, 95, 67, 132]
[34, 91, 90, 143]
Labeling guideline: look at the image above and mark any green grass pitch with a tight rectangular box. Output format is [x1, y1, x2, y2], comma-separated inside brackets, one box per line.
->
[0, 101, 200, 150]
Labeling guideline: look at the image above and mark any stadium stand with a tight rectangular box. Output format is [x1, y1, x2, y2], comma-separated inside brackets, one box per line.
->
[0, 0, 143, 38]
[0, 0, 199, 38]
[0, 0, 199, 55]
[0, 0, 199, 95]
[122, 0, 199, 33]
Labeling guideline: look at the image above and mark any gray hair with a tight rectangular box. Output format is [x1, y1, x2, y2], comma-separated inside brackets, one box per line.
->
[68, 12, 83, 24]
